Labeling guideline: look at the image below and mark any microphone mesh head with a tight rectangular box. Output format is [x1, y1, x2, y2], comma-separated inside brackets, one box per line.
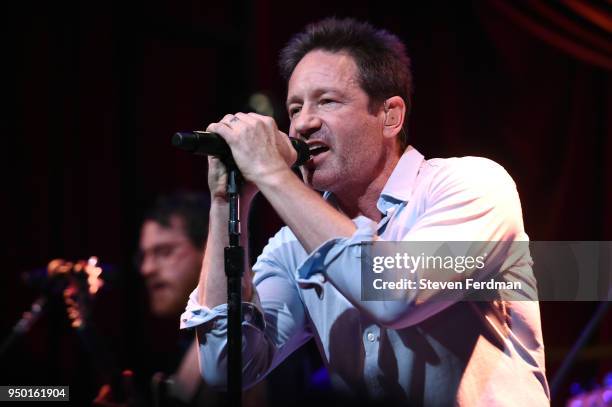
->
[172, 132, 197, 152]
[290, 138, 311, 167]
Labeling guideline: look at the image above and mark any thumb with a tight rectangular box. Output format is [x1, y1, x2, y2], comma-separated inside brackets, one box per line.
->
[277, 131, 298, 167]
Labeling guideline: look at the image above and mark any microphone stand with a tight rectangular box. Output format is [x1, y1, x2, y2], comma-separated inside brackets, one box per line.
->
[225, 165, 244, 407]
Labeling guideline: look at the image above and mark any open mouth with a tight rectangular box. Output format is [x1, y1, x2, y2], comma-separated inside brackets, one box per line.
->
[309, 145, 330, 157]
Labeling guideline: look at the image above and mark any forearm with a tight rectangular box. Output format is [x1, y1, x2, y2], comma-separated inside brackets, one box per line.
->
[197, 199, 230, 307]
[257, 169, 356, 253]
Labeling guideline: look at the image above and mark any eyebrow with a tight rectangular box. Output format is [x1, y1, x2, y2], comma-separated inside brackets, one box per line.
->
[286, 87, 342, 108]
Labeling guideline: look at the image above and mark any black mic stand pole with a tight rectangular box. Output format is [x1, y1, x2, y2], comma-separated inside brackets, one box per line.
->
[225, 164, 244, 407]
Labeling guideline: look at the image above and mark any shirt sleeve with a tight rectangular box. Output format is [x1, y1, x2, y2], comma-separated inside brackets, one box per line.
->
[296, 157, 530, 329]
[179, 231, 312, 391]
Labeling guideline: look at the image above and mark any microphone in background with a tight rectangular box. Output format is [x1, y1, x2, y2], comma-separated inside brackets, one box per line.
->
[172, 131, 311, 167]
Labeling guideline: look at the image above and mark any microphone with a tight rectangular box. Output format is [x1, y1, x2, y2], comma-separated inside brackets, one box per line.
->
[172, 131, 311, 167]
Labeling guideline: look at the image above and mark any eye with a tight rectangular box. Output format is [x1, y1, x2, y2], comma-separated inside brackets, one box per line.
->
[289, 106, 301, 118]
[319, 98, 338, 108]
[153, 243, 175, 259]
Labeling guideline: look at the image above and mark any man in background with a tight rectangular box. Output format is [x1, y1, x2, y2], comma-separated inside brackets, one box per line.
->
[97, 192, 272, 406]
[138, 193, 208, 320]
[96, 192, 218, 406]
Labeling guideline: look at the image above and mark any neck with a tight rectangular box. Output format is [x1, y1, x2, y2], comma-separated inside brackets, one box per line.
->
[335, 148, 403, 221]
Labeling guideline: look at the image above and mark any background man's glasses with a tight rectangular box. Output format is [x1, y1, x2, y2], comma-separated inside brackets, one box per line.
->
[133, 240, 190, 269]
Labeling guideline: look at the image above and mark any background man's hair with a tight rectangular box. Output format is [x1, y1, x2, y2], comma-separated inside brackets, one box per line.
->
[279, 17, 413, 150]
[143, 192, 210, 248]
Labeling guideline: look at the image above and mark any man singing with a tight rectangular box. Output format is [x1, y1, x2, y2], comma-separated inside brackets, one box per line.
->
[181, 18, 549, 406]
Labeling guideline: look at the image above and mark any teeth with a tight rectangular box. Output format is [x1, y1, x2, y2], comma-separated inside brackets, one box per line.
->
[310, 146, 329, 156]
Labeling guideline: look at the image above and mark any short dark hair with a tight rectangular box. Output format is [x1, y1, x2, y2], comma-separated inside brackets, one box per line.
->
[279, 17, 413, 149]
[143, 192, 210, 248]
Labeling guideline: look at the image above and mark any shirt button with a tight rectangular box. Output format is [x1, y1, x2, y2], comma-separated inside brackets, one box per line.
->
[367, 332, 376, 342]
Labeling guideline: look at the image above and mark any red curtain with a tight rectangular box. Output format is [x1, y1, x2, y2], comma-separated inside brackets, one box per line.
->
[487, 0, 612, 70]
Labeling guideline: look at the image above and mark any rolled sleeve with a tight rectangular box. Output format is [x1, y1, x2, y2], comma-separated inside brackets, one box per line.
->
[179, 287, 269, 390]
[180, 287, 265, 331]
[297, 215, 378, 280]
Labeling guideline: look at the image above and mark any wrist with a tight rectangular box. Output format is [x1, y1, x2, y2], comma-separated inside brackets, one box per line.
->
[210, 196, 229, 207]
[210, 199, 229, 220]
[256, 166, 296, 189]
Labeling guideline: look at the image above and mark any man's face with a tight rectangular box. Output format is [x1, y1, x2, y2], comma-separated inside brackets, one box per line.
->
[138, 216, 203, 317]
[287, 50, 387, 194]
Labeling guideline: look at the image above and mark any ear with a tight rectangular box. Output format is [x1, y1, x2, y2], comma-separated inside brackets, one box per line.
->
[381, 96, 406, 140]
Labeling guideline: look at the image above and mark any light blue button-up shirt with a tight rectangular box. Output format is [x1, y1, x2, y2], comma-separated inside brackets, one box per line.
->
[181, 147, 550, 406]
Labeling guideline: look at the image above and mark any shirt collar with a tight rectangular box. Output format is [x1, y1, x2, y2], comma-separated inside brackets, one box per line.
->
[376, 146, 424, 214]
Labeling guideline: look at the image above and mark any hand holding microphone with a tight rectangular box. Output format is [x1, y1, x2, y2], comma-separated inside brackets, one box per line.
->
[172, 131, 310, 168]
[173, 113, 310, 171]
[173, 113, 310, 202]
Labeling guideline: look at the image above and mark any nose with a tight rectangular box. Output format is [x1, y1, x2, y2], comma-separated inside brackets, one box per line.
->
[293, 108, 322, 139]
[139, 253, 157, 278]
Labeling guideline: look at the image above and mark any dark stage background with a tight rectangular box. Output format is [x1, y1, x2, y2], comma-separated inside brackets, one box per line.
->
[3, 0, 611, 405]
